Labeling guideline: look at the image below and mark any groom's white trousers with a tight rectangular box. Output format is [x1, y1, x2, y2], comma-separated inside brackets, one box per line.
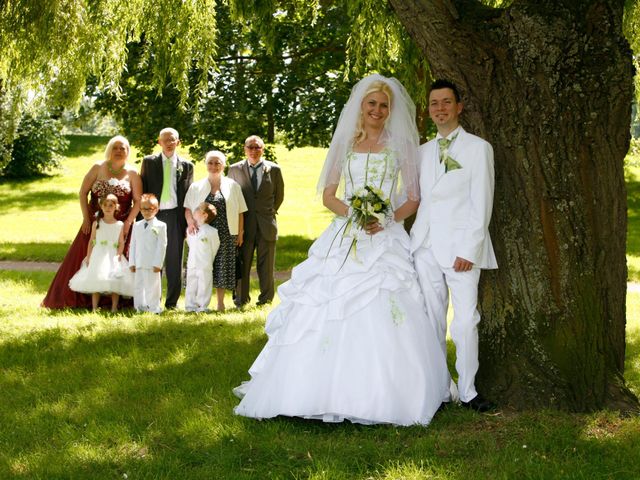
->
[414, 246, 481, 403]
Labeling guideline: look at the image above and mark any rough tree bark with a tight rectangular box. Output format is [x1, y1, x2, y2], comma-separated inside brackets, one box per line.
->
[389, 0, 639, 411]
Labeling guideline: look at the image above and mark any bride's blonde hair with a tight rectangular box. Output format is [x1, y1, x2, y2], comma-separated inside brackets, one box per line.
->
[353, 80, 394, 145]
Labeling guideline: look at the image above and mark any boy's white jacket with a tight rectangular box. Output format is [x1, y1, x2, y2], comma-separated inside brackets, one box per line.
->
[129, 217, 168, 269]
[186, 223, 220, 268]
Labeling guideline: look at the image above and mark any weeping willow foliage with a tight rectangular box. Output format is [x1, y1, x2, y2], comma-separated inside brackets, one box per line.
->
[225, 0, 431, 106]
[0, 0, 218, 169]
[2, 0, 635, 115]
[0, 0, 218, 106]
[0, 0, 638, 170]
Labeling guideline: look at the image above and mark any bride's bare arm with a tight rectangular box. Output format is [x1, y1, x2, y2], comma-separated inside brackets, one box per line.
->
[322, 184, 349, 217]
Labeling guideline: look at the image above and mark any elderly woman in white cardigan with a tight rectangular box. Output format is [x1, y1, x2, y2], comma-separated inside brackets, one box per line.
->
[185, 150, 248, 311]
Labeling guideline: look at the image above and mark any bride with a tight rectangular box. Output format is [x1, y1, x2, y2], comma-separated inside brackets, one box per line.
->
[234, 74, 449, 426]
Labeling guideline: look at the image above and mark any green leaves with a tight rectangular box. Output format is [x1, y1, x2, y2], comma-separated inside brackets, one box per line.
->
[0, 0, 218, 117]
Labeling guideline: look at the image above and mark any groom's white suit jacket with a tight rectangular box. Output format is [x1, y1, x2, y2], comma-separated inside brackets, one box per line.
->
[410, 126, 498, 270]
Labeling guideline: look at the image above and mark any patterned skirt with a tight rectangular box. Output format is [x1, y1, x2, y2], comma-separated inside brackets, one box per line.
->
[206, 191, 237, 289]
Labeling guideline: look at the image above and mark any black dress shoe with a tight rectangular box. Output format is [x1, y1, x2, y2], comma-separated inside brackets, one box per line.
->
[461, 394, 496, 413]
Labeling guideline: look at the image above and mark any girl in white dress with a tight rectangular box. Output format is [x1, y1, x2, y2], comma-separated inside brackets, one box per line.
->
[233, 74, 449, 426]
[69, 193, 134, 311]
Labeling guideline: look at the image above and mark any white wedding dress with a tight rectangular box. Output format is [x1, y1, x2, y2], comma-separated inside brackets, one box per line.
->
[234, 150, 449, 426]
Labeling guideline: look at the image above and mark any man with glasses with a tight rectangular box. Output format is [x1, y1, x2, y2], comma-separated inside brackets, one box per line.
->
[140, 128, 194, 309]
[228, 135, 285, 307]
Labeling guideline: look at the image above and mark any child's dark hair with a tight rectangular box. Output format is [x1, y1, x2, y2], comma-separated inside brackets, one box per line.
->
[96, 193, 120, 229]
[198, 202, 217, 224]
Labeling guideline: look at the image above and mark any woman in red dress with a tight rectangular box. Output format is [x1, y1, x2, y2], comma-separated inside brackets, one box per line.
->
[42, 136, 142, 309]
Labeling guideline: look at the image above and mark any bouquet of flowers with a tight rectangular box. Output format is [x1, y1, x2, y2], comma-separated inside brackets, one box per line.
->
[347, 185, 391, 229]
[328, 184, 392, 269]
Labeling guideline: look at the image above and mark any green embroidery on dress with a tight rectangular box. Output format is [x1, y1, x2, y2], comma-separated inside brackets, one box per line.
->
[326, 149, 400, 267]
[345, 149, 397, 206]
[112, 242, 119, 249]
[390, 296, 405, 326]
[99, 240, 108, 246]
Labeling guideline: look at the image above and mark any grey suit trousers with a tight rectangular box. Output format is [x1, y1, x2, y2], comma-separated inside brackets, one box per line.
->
[236, 230, 275, 306]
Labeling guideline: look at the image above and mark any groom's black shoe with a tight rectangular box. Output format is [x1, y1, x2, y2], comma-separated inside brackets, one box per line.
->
[461, 394, 496, 413]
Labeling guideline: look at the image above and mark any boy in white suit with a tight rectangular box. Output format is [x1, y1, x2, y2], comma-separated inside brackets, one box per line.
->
[185, 203, 220, 312]
[411, 79, 498, 412]
[129, 193, 168, 313]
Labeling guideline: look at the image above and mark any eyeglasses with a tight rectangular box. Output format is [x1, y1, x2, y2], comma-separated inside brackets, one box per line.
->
[140, 207, 157, 211]
[245, 145, 263, 150]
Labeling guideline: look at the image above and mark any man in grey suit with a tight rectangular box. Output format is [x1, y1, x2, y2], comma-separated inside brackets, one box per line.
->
[228, 135, 284, 307]
[140, 128, 194, 309]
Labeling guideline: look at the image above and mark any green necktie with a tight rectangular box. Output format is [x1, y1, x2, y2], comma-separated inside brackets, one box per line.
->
[162, 158, 172, 202]
[438, 134, 462, 173]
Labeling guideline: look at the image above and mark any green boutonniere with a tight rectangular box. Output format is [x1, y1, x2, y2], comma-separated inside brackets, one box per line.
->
[443, 155, 462, 173]
[438, 134, 463, 173]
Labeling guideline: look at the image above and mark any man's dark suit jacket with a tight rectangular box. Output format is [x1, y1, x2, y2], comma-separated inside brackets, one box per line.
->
[140, 153, 194, 234]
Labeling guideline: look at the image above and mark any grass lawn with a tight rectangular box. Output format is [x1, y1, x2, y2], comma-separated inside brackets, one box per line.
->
[1, 135, 638, 281]
[0, 271, 639, 479]
[626, 164, 640, 282]
[1, 136, 639, 478]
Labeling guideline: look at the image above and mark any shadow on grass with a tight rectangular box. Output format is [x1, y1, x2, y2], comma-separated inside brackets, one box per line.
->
[0, 241, 70, 262]
[0, 316, 268, 477]
[275, 234, 314, 271]
[1, 271, 640, 478]
[625, 326, 640, 399]
[1, 234, 313, 267]
[628, 171, 640, 252]
[628, 171, 640, 282]
[1, 317, 639, 478]
[0, 190, 76, 215]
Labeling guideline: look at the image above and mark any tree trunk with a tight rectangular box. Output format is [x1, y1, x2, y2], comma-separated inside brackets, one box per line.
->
[390, 0, 639, 411]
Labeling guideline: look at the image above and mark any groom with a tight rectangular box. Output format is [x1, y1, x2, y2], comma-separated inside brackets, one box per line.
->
[411, 79, 498, 412]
